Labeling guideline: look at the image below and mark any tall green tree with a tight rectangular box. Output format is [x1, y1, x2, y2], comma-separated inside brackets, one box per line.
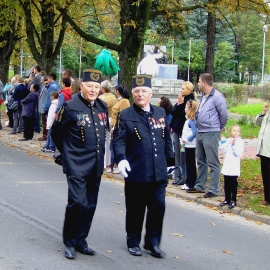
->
[0, 1, 21, 83]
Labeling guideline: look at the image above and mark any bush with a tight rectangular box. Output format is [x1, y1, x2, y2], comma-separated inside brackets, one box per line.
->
[214, 83, 248, 108]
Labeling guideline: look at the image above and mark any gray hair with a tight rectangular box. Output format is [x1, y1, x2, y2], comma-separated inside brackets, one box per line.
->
[100, 80, 112, 93]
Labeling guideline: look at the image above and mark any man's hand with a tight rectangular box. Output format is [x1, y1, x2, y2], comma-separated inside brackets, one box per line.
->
[118, 160, 131, 178]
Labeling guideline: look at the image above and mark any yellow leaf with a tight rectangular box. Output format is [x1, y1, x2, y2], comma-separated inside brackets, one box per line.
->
[173, 233, 184, 237]
[174, 256, 179, 258]
[106, 250, 113, 253]
[255, 220, 262, 225]
[223, 249, 231, 254]
[210, 222, 217, 226]
[114, 201, 120, 204]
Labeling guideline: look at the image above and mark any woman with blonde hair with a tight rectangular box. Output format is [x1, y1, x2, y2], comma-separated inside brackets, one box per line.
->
[169, 81, 196, 185]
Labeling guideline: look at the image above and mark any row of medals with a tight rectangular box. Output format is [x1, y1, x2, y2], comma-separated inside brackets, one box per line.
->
[77, 114, 91, 127]
[151, 118, 165, 129]
[77, 114, 106, 127]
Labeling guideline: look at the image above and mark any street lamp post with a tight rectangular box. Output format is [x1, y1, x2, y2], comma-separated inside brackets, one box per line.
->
[187, 39, 191, 81]
[261, 24, 268, 86]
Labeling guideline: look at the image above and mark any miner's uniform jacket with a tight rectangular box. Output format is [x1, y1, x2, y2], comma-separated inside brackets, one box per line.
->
[51, 93, 109, 177]
[113, 103, 174, 182]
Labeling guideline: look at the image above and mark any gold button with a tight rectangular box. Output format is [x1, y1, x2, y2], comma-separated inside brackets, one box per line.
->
[96, 128, 98, 131]
[97, 134, 99, 136]
[97, 150, 100, 152]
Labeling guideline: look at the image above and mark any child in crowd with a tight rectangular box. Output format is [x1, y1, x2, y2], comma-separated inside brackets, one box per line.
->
[220, 124, 244, 209]
[180, 99, 198, 190]
[42, 91, 59, 153]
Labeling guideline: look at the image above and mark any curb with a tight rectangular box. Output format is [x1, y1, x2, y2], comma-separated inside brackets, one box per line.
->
[103, 172, 270, 226]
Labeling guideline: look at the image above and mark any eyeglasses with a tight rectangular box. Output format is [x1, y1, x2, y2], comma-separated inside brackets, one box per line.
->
[133, 89, 151, 95]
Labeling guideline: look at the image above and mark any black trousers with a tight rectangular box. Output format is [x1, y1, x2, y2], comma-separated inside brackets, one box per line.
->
[7, 109, 14, 128]
[23, 116, 35, 139]
[223, 175, 238, 203]
[185, 148, 197, 188]
[63, 175, 101, 248]
[260, 156, 270, 203]
[125, 180, 167, 248]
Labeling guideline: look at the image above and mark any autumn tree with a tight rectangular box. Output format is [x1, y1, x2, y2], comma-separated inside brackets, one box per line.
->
[17, 0, 68, 73]
[0, 1, 21, 83]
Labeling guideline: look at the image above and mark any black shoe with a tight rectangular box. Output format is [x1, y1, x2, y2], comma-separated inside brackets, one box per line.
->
[228, 201, 236, 209]
[220, 200, 229, 207]
[19, 138, 32, 141]
[186, 188, 204, 193]
[144, 245, 165, 258]
[128, 247, 142, 256]
[76, 246, 96, 255]
[9, 131, 17, 135]
[203, 192, 217, 198]
[64, 246, 76, 259]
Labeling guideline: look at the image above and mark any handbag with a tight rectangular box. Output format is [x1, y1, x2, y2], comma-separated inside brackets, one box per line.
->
[8, 98, 18, 111]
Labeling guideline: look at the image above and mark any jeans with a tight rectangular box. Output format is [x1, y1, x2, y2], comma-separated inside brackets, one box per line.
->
[194, 131, 221, 195]
[44, 129, 56, 151]
[13, 108, 24, 133]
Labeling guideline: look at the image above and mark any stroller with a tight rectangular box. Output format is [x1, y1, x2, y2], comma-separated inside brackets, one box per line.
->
[167, 166, 182, 180]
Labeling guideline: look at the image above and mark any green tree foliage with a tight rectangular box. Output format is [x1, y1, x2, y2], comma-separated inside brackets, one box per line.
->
[214, 41, 235, 81]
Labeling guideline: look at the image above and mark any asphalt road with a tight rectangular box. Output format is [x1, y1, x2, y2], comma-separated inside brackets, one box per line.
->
[0, 143, 270, 270]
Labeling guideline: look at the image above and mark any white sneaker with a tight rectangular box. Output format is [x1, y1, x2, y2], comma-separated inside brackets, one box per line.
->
[181, 184, 190, 190]
[113, 168, 119, 174]
[106, 169, 112, 173]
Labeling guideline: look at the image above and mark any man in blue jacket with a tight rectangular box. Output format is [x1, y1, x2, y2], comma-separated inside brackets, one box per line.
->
[187, 73, 228, 197]
[113, 74, 174, 258]
[41, 73, 60, 115]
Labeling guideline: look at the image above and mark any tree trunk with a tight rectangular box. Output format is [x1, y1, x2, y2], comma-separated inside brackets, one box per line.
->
[20, 0, 67, 73]
[204, 11, 216, 76]
[118, 0, 152, 91]
[0, 4, 20, 84]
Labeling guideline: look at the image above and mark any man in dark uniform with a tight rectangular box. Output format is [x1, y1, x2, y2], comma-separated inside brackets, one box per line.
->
[113, 74, 174, 258]
[51, 69, 109, 259]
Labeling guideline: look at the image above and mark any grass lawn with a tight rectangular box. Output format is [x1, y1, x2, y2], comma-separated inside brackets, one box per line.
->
[220, 158, 270, 216]
[229, 103, 264, 116]
[223, 118, 260, 139]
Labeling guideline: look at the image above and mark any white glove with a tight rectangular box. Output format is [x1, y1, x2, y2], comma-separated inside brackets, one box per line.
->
[118, 160, 131, 178]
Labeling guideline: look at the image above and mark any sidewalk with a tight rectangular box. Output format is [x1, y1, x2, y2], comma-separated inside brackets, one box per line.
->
[1, 123, 269, 226]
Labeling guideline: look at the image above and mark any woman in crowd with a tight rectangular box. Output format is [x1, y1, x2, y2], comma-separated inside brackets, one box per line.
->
[109, 85, 130, 173]
[20, 84, 39, 141]
[170, 81, 196, 185]
[158, 96, 173, 126]
[9, 75, 29, 135]
[99, 80, 117, 170]
[71, 79, 81, 97]
[255, 101, 270, 205]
